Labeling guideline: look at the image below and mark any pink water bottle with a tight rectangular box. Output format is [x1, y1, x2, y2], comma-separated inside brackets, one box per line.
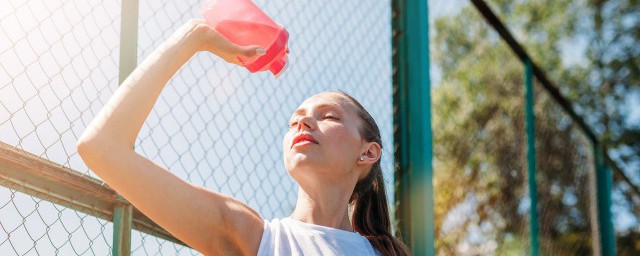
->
[201, 0, 290, 78]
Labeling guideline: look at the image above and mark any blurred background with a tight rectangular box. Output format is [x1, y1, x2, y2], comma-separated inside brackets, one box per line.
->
[428, 0, 639, 254]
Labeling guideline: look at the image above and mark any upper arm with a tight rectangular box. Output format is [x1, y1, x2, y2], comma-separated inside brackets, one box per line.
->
[76, 141, 264, 255]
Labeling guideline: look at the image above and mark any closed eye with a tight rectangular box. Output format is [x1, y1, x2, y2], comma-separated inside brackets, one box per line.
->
[324, 115, 339, 120]
[288, 115, 339, 128]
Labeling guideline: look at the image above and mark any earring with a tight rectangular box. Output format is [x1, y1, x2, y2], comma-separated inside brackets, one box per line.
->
[359, 156, 365, 161]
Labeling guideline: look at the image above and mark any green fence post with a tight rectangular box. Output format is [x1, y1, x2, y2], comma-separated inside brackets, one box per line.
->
[524, 59, 539, 256]
[392, 0, 434, 255]
[594, 144, 616, 256]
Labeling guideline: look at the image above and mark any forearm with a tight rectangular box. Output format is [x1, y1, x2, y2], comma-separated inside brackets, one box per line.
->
[79, 31, 196, 149]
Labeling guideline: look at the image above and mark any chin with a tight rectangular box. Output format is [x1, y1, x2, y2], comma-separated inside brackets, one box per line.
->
[289, 156, 313, 168]
[286, 156, 318, 175]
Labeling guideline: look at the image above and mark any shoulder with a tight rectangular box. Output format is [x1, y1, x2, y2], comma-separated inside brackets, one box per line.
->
[212, 196, 264, 255]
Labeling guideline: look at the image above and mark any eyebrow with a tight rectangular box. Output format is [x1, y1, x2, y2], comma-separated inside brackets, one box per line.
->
[292, 103, 343, 117]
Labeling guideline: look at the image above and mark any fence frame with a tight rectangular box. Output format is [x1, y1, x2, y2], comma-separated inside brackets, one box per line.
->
[524, 59, 540, 256]
[392, 0, 435, 255]
[113, 0, 139, 253]
[0, 142, 184, 246]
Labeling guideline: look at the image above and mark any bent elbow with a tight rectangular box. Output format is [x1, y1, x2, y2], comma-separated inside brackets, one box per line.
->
[76, 137, 131, 167]
[76, 136, 111, 164]
[76, 139, 100, 166]
[76, 137, 96, 157]
[75, 138, 118, 178]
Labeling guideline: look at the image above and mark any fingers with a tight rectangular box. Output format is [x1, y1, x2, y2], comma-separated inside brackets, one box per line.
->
[225, 45, 267, 66]
[202, 26, 266, 66]
[237, 45, 266, 58]
[226, 46, 265, 66]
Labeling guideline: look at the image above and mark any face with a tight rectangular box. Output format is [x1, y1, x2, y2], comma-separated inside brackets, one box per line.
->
[283, 92, 366, 184]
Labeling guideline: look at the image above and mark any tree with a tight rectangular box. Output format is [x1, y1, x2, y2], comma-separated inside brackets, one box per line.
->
[430, 0, 639, 254]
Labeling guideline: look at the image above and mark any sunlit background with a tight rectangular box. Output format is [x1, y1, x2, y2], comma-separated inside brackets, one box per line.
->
[1, 0, 393, 254]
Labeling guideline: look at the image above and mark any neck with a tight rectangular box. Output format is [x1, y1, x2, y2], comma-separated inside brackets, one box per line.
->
[290, 183, 355, 232]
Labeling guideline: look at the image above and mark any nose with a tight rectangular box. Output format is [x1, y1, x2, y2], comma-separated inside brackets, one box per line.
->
[296, 115, 314, 132]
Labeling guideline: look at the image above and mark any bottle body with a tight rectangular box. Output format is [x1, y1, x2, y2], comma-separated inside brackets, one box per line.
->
[201, 0, 289, 77]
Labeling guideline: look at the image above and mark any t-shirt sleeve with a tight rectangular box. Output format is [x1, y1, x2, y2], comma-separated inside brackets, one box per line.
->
[256, 219, 272, 256]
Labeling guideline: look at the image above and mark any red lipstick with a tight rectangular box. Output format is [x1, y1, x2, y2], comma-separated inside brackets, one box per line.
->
[291, 133, 319, 148]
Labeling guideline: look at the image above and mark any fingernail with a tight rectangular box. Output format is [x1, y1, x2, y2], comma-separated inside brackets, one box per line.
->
[256, 48, 266, 55]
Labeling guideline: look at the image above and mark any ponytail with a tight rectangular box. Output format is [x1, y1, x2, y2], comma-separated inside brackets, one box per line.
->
[350, 162, 410, 256]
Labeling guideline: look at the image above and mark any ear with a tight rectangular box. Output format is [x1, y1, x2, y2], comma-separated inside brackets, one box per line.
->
[358, 142, 381, 164]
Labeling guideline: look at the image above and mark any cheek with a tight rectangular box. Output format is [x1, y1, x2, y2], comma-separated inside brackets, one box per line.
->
[282, 134, 291, 168]
[282, 133, 291, 153]
[282, 135, 287, 151]
[325, 127, 360, 155]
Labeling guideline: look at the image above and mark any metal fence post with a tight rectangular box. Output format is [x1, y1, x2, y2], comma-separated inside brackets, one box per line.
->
[524, 59, 539, 256]
[120, 0, 139, 85]
[392, 0, 435, 255]
[113, 204, 133, 256]
[594, 144, 616, 256]
[114, 0, 138, 255]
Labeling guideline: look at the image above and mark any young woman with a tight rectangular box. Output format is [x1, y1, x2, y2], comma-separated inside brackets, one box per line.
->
[77, 19, 409, 256]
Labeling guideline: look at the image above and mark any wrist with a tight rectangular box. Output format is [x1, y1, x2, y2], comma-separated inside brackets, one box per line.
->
[166, 20, 207, 56]
[179, 20, 215, 54]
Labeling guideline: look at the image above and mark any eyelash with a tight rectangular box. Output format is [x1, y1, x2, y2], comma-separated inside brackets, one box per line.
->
[288, 115, 339, 128]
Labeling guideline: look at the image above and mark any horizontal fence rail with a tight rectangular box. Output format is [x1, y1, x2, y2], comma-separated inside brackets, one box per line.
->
[0, 141, 185, 246]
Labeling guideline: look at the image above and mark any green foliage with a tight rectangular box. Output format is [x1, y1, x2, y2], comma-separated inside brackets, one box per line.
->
[430, 0, 639, 254]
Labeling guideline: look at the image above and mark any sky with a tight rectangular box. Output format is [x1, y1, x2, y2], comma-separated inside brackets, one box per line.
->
[1, 0, 393, 254]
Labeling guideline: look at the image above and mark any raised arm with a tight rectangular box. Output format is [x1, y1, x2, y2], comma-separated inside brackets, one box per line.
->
[76, 20, 266, 255]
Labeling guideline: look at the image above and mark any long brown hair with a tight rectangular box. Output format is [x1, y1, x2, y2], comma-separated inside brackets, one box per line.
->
[332, 91, 410, 256]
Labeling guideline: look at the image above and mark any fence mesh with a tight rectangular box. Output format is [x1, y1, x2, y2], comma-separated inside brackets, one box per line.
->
[534, 88, 596, 255]
[1, 0, 394, 255]
[1, 0, 120, 254]
[0, 183, 113, 255]
[134, 0, 394, 219]
[611, 175, 640, 255]
[429, 3, 530, 253]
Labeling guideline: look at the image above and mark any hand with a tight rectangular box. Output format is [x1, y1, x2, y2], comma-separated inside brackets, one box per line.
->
[176, 19, 266, 66]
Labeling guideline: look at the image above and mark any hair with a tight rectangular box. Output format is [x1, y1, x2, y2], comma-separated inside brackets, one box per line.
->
[330, 90, 411, 256]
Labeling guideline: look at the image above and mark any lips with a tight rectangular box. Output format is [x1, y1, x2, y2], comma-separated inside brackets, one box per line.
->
[291, 133, 319, 148]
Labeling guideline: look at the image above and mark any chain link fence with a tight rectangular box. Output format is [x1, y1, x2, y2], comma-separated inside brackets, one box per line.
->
[429, 7, 531, 252]
[534, 90, 597, 255]
[1, 0, 394, 255]
[1, 0, 121, 254]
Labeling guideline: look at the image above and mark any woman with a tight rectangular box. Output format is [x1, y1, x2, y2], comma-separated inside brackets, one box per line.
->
[77, 19, 409, 256]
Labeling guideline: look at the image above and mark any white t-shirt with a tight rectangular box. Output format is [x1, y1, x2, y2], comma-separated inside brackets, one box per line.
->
[257, 217, 382, 256]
